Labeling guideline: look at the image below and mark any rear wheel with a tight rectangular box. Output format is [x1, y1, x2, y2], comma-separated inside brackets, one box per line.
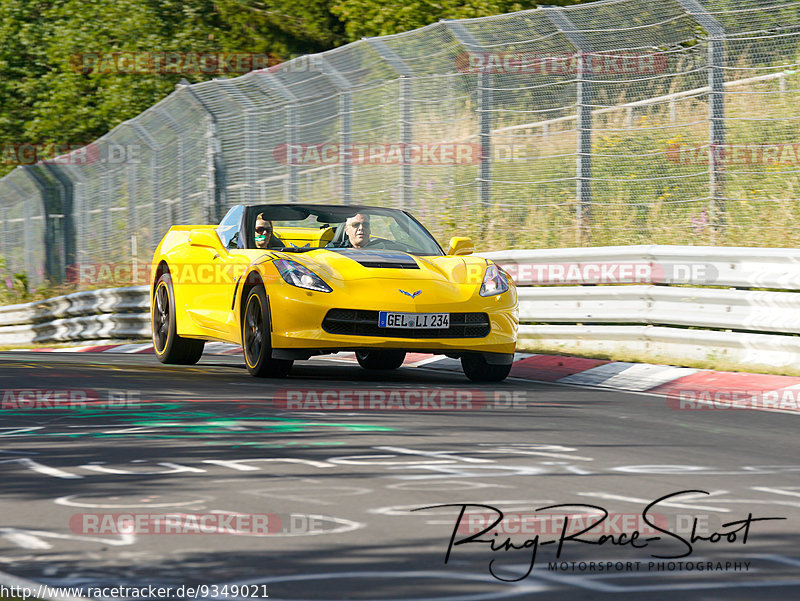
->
[243, 287, 293, 378]
[356, 350, 406, 370]
[461, 353, 511, 382]
[152, 272, 204, 364]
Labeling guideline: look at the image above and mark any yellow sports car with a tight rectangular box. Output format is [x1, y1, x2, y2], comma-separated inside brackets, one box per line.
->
[150, 204, 518, 381]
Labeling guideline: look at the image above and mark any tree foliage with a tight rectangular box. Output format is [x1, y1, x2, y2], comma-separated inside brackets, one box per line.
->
[330, 0, 584, 41]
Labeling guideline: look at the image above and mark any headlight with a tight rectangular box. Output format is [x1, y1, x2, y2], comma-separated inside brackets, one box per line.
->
[274, 259, 332, 293]
[480, 264, 509, 297]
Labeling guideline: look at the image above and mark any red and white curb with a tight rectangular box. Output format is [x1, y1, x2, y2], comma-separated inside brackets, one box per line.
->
[507, 354, 800, 414]
[7, 344, 800, 413]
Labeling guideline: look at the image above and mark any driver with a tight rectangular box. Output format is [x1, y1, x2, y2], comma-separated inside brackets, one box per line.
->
[344, 213, 370, 248]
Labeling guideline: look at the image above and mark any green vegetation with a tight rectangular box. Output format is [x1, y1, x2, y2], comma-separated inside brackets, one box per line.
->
[0, 0, 351, 176]
[329, 0, 583, 40]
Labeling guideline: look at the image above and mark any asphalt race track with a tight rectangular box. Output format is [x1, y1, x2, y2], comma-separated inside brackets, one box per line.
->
[1, 351, 799, 600]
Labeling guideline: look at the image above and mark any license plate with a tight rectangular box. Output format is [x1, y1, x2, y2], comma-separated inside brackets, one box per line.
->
[379, 312, 450, 329]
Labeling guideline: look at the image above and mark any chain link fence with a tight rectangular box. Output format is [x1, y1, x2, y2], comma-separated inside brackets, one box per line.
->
[2, 0, 800, 287]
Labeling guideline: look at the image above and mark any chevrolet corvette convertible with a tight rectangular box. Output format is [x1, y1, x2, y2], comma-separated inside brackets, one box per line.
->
[150, 204, 518, 381]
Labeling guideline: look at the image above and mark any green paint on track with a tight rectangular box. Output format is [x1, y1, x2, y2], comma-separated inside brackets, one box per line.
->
[0, 402, 394, 440]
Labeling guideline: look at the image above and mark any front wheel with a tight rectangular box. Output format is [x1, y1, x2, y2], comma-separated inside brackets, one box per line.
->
[152, 272, 204, 364]
[242, 287, 293, 378]
[461, 353, 511, 382]
[356, 350, 406, 370]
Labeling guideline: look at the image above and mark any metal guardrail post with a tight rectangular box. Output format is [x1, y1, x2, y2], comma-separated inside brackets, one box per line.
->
[318, 56, 354, 205]
[178, 81, 227, 222]
[444, 21, 492, 212]
[367, 38, 414, 210]
[42, 163, 75, 282]
[23, 166, 59, 283]
[543, 7, 594, 245]
[677, 0, 726, 234]
[253, 74, 300, 203]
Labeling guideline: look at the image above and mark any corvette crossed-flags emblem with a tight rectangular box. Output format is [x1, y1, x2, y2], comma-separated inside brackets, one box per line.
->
[398, 289, 422, 298]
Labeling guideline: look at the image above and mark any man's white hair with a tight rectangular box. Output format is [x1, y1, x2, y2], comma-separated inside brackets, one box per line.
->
[345, 213, 369, 226]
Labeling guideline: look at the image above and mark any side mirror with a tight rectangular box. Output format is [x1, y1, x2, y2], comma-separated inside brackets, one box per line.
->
[188, 229, 222, 249]
[446, 237, 474, 256]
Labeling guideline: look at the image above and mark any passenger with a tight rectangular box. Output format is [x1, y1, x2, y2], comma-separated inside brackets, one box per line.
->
[254, 213, 274, 249]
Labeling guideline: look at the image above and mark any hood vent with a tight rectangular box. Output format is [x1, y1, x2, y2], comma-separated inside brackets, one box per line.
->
[332, 249, 420, 269]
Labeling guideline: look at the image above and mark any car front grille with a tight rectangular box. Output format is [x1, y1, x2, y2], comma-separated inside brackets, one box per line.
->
[322, 309, 490, 338]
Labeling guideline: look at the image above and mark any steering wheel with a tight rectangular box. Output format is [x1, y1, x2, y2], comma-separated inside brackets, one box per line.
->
[362, 237, 406, 251]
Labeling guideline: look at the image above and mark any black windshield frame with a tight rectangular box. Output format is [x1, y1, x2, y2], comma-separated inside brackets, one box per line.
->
[238, 204, 445, 256]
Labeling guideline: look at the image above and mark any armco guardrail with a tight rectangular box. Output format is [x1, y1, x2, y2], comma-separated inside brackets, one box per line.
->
[480, 245, 800, 373]
[0, 286, 149, 345]
[2, 245, 800, 373]
[516, 286, 800, 334]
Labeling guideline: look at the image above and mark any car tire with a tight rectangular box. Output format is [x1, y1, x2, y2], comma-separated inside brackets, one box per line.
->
[356, 350, 406, 370]
[152, 272, 205, 365]
[461, 353, 512, 382]
[242, 286, 293, 378]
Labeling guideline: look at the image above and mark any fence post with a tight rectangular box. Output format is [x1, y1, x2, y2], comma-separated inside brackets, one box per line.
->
[178, 81, 227, 222]
[0, 203, 6, 279]
[543, 7, 593, 245]
[254, 74, 300, 203]
[42, 163, 75, 282]
[318, 57, 354, 205]
[444, 20, 491, 211]
[127, 160, 138, 258]
[23, 166, 59, 283]
[367, 38, 414, 211]
[101, 170, 113, 255]
[24, 194, 34, 282]
[677, 0, 726, 234]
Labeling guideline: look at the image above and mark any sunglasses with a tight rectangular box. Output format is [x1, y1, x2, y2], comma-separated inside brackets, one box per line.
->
[255, 226, 272, 234]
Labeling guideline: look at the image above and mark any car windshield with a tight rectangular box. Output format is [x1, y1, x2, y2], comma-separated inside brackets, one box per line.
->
[248, 205, 444, 256]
